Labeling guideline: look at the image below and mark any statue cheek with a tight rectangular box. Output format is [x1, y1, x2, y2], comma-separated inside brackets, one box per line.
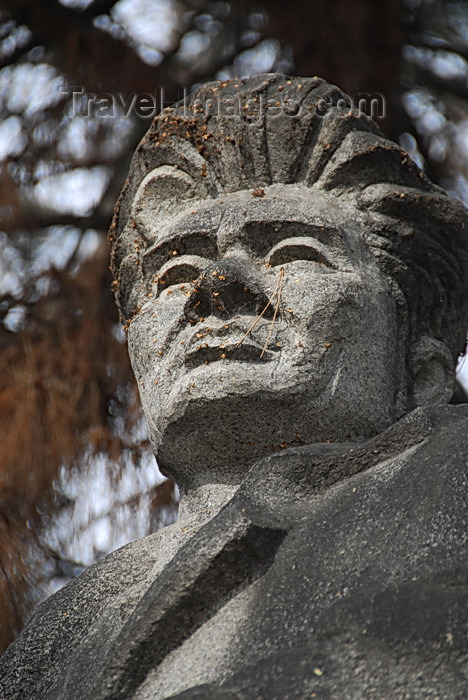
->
[126, 309, 167, 377]
[285, 279, 351, 337]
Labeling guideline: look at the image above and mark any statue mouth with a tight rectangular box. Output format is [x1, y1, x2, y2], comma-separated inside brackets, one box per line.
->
[183, 321, 281, 369]
[185, 341, 277, 369]
[181, 317, 285, 369]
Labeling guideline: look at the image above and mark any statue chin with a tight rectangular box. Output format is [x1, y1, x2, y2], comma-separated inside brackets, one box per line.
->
[151, 372, 398, 488]
[152, 390, 314, 489]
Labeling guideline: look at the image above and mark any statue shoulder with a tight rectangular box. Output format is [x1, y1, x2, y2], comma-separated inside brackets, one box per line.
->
[0, 522, 175, 700]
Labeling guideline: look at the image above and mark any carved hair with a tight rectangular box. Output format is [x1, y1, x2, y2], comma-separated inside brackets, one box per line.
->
[109, 74, 468, 362]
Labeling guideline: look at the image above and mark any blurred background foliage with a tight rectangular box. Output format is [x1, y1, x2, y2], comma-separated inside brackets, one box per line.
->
[0, 0, 468, 652]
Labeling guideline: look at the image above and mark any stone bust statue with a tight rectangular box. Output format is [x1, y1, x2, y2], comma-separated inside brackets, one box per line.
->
[1, 74, 468, 699]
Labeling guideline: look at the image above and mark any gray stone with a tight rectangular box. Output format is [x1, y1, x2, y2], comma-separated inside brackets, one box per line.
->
[1, 74, 468, 699]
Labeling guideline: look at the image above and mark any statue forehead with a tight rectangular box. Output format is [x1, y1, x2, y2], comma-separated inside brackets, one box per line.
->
[131, 176, 366, 244]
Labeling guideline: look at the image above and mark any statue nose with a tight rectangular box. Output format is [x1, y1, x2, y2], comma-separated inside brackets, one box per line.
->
[184, 257, 273, 322]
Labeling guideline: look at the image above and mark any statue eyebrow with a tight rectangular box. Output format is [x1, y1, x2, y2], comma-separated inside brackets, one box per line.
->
[241, 219, 348, 259]
[142, 230, 218, 277]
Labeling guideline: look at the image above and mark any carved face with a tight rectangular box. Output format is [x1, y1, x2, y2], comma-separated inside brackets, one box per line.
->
[127, 181, 405, 487]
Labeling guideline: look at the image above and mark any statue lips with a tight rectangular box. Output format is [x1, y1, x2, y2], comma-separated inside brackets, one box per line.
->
[183, 322, 280, 370]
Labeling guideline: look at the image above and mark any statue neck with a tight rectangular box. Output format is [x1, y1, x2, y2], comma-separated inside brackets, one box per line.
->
[178, 482, 239, 527]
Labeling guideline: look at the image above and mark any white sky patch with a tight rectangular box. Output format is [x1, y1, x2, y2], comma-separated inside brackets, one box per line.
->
[100, 116, 134, 159]
[32, 226, 80, 274]
[218, 39, 280, 80]
[236, 39, 279, 75]
[444, 173, 468, 207]
[402, 89, 427, 120]
[112, 323, 127, 343]
[456, 350, 468, 393]
[427, 133, 447, 163]
[0, 228, 104, 300]
[46, 447, 169, 568]
[2, 63, 65, 116]
[431, 51, 467, 81]
[0, 24, 31, 61]
[0, 114, 27, 160]
[136, 44, 164, 65]
[34, 166, 111, 217]
[92, 14, 127, 41]
[58, 116, 98, 161]
[404, 44, 468, 82]
[177, 31, 211, 62]
[0, 232, 25, 296]
[402, 89, 446, 135]
[113, 0, 181, 54]
[418, 106, 446, 134]
[59, 0, 96, 8]
[399, 131, 426, 169]
[3, 304, 27, 332]
[455, 120, 468, 160]
[76, 228, 101, 260]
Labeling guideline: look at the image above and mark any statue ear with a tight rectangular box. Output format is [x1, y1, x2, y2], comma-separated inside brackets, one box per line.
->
[410, 336, 454, 406]
[132, 166, 196, 233]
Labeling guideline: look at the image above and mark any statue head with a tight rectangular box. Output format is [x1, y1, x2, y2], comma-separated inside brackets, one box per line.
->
[109, 74, 468, 490]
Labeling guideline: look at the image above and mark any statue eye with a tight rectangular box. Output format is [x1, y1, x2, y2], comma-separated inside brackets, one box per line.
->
[156, 258, 203, 292]
[266, 240, 337, 269]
